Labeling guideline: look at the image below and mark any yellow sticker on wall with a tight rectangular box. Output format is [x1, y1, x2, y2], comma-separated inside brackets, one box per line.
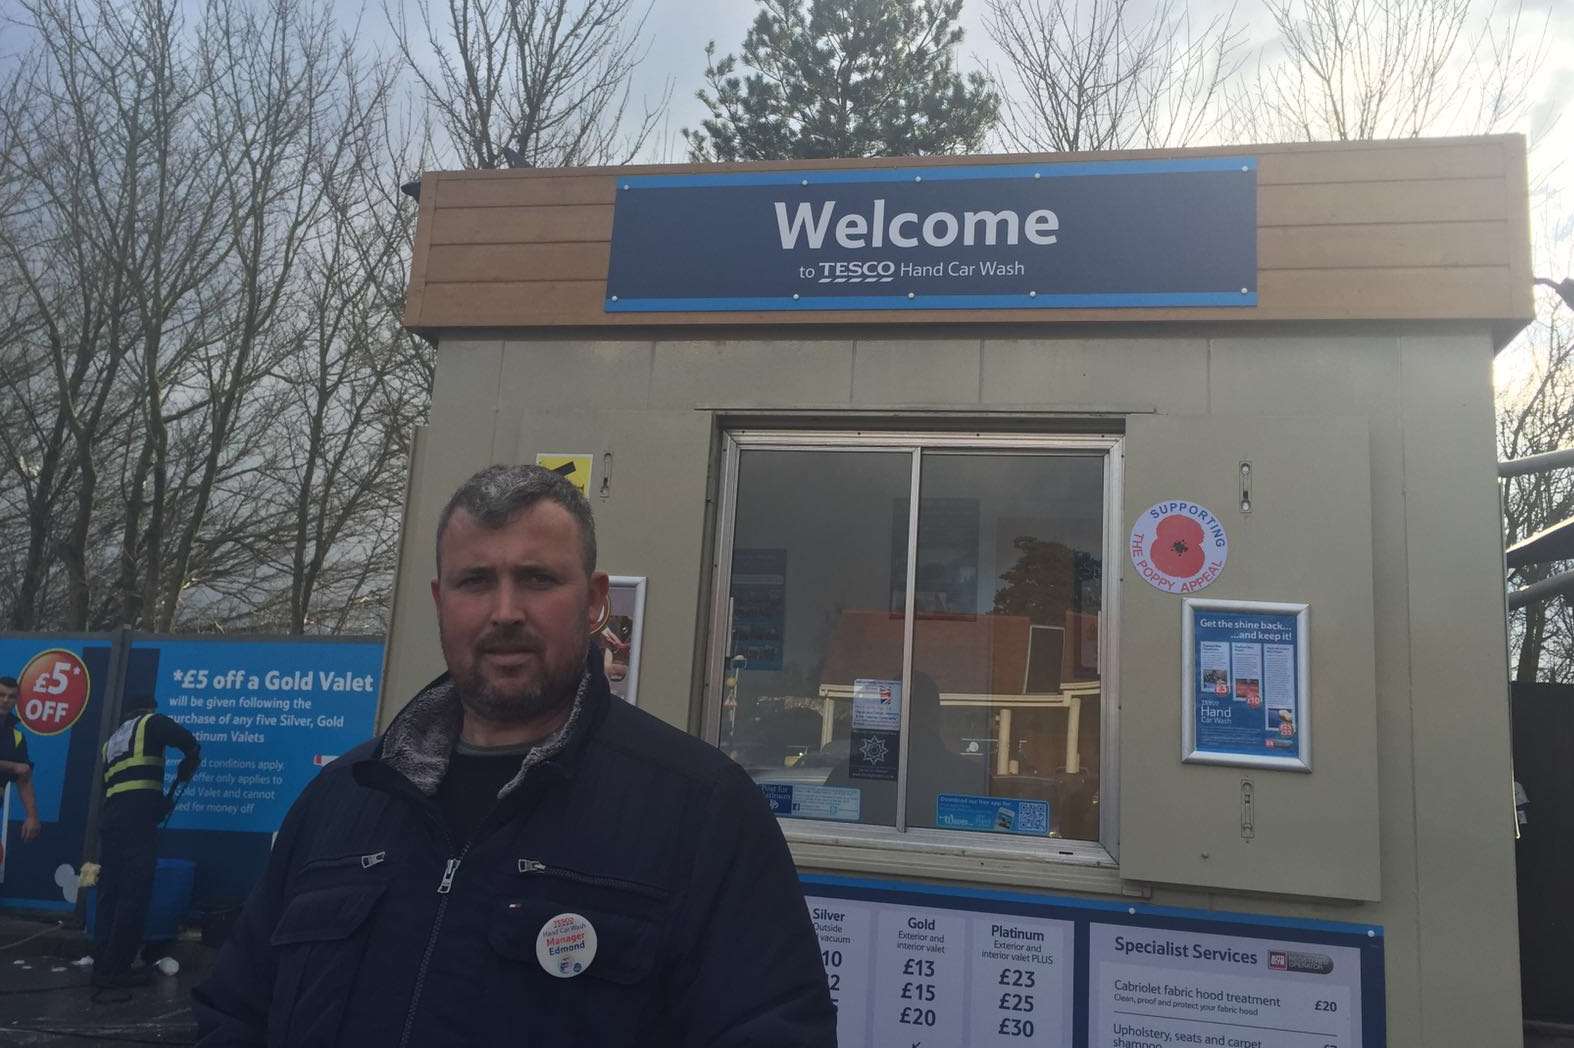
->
[535, 453, 593, 494]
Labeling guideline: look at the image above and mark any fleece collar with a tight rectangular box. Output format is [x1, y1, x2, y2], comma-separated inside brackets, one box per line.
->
[378, 664, 594, 800]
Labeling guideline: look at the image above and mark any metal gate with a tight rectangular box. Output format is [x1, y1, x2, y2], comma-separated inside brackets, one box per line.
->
[1513, 682, 1574, 1026]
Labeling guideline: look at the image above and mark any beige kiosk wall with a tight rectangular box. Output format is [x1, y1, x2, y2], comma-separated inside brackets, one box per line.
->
[1120, 413, 1381, 903]
[383, 139, 1529, 1046]
[383, 330, 1518, 1046]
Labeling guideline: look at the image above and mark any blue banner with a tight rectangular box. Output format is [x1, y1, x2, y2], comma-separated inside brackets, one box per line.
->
[0, 635, 113, 911]
[1192, 609, 1302, 760]
[606, 158, 1257, 312]
[128, 638, 382, 834]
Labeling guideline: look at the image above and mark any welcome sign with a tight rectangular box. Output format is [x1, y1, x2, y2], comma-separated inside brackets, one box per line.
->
[605, 158, 1257, 312]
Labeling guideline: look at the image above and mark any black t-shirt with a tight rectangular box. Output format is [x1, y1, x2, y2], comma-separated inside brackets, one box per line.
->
[435, 749, 524, 848]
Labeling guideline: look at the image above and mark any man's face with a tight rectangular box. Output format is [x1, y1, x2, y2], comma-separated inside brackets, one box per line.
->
[432, 503, 609, 727]
[0, 683, 16, 717]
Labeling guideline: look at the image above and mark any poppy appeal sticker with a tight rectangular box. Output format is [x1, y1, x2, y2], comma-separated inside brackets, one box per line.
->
[1129, 500, 1229, 593]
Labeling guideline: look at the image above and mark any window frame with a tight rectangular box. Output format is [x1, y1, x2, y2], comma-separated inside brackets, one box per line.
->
[703, 428, 1125, 872]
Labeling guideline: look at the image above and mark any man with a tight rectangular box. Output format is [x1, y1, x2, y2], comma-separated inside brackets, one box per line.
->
[0, 676, 42, 866]
[194, 464, 836, 1047]
[95, 693, 201, 989]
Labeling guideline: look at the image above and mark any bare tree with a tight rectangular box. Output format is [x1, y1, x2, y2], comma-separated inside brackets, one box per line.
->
[1234, 0, 1548, 142]
[1500, 280, 1574, 681]
[387, 0, 670, 169]
[0, 0, 228, 629]
[255, 106, 429, 634]
[144, 0, 393, 630]
[0, 0, 434, 635]
[983, 0, 1246, 152]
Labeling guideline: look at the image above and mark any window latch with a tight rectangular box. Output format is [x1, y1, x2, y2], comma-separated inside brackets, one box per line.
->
[1241, 779, 1255, 841]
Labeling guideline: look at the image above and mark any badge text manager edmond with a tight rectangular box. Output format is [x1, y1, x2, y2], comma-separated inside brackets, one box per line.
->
[193, 463, 836, 1047]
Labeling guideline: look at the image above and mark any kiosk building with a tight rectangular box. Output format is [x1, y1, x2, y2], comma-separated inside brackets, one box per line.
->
[382, 135, 1531, 1046]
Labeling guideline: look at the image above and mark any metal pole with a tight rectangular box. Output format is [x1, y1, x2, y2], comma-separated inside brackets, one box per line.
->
[1507, 569, 1574, 610]
[894, 450, 921, 834]
[80, 628, 131, 883]
[1498, 446, 1574, 478]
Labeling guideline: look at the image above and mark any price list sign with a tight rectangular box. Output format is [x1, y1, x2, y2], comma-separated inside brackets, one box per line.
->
[972, 916, 1072, 1045]
[873, 907, 967, 1043]
[808, 890, 1074, 1046]
[802, 875, 1384, 1048]
[810, 901, 874, 1036]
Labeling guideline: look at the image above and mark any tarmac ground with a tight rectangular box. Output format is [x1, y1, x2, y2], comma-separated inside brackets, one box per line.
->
[0, 913, 209, 1047]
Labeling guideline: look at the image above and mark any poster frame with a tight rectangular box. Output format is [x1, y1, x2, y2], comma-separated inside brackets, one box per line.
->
[605, 576, 648, 706]
[1181, 597, 1311, 772]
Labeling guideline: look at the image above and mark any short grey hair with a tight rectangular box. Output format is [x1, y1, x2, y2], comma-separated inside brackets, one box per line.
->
[435, 464, 597, 575]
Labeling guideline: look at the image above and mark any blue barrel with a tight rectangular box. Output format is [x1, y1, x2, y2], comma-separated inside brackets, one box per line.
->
[86, 859, 196, 942]
[144, 859, 195, 940]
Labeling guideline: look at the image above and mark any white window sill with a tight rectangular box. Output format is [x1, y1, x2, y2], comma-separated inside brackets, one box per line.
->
[783, 823, 1142, 898]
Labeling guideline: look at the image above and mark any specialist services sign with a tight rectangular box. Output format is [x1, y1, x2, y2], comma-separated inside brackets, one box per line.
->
[805, 874, 1384, 1047]
[605, 157, 1257, 312]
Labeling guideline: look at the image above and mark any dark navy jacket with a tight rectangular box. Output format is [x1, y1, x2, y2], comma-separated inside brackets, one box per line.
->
[192, 655, 836, 1047]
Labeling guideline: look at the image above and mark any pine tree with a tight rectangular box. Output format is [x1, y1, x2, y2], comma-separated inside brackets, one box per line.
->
[992, 537, 1102, 626]
[684, 0, 998, 162]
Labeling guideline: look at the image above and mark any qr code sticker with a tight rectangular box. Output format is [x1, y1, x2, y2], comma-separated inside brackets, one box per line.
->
[1015, 801, 1050, 834]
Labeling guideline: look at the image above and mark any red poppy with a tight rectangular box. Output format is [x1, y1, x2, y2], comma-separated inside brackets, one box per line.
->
[1150, 514, 1206, 577]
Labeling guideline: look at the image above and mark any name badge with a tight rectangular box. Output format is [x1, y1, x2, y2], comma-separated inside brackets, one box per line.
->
[536, 912, 597, 978]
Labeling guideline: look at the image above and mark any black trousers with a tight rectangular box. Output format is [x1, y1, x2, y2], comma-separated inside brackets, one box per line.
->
[96, 796, 161, 976]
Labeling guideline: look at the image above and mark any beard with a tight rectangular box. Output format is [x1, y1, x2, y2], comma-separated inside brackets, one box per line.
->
[450, 628, 588, 726]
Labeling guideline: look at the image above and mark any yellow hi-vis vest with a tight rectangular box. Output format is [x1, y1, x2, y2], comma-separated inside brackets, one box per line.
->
[102, 714, 165, 801]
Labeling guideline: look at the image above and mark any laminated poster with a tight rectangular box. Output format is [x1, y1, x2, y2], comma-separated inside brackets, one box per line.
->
[1183, 600, 1310, 772]
[850, 678, 902, 782]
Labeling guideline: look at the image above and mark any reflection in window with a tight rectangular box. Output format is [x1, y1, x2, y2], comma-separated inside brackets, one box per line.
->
[719, 450, 910, 828]
[909, 454, 1103, 841]
[719, 441, 1107, 845]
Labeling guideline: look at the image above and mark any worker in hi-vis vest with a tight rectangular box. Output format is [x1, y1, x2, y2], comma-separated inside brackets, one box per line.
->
[95, 693, 200, 989]
[0, 676, 43, 869]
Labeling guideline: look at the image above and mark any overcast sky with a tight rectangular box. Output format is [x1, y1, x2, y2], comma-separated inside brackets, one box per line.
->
[617, 0, 1571, 179]
[340, 0, 1568, 168]
[614, 0, 1574, 359]
[10, 0, 1573, 358]
[472, 0, 1574, 272]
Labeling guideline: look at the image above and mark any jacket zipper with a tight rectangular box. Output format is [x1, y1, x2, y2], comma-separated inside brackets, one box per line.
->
[299, 851, 386, 874]
[516, 858, 666, 900]
[396, 825, 468, 1048]
[396, 786, 526, 1048]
